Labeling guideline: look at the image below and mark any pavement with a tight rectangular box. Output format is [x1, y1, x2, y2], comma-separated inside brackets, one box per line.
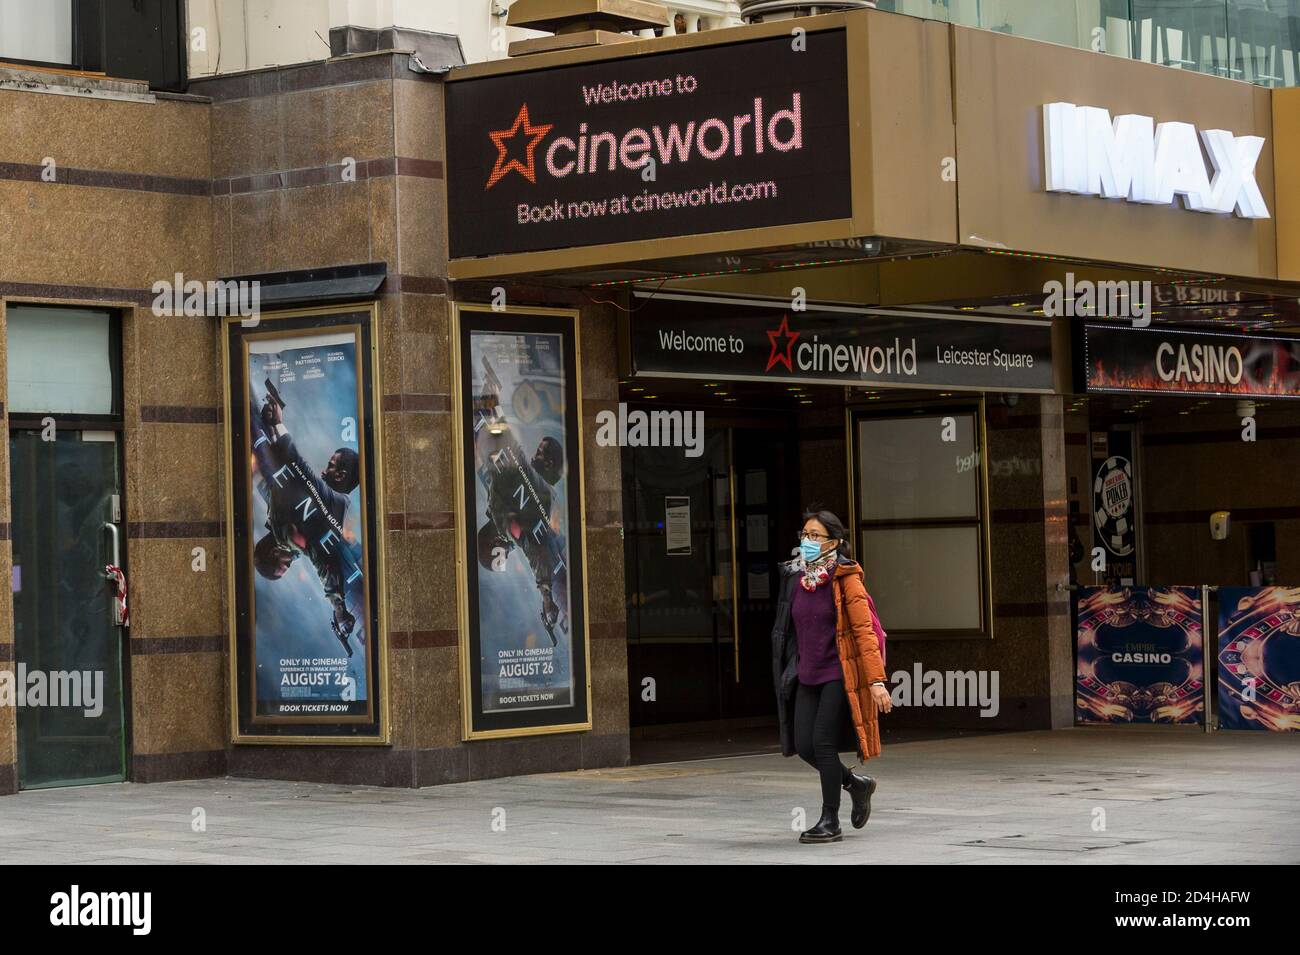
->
[1, 727, 1296, 864]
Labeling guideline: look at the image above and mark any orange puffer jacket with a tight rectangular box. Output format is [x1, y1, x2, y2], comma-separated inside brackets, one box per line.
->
[772, 554, 887, 761]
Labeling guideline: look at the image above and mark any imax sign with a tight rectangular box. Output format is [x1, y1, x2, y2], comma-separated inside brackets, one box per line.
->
[1043, 102, 1269, 219]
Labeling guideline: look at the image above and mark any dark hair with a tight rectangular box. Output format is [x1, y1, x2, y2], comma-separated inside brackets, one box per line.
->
[533, 436, 564, 485]
[253, 532, 290, 579]
[327, 447, 361, 494]
[801, 508, 851, 558]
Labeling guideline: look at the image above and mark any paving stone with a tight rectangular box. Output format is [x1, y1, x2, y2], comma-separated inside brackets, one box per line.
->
[0, 729, 1296, 864]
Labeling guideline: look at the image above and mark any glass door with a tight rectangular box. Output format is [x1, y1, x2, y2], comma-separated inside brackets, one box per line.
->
[11, 429, 127, 788]
[623, 425, 732, 725]
[6, 303, 125, 789]
[622, 415, 797, 728]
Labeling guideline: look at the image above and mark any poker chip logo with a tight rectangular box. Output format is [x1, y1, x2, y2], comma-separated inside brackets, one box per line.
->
[1093, 455, 1134, 557]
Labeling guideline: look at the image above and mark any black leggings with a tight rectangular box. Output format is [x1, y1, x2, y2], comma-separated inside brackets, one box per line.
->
[793, 678, 853, 811]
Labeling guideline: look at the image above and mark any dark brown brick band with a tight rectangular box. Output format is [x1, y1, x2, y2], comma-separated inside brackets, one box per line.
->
[381, 393, 451, 412]
[0, 280, 153, 306]
[390, 630, 457, 649]
[228, 744, 415, 788]
[217, 156, 444, 197]
[0, 160, 209, 196]
[131, 749, 228, 784]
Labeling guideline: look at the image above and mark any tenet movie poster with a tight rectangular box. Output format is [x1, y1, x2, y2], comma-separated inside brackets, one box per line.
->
[1075, 586, 1205, 725]
[225, 308, 386, 741]
[457, 308, 589, 736]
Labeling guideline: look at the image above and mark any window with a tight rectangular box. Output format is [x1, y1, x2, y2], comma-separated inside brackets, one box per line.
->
[6, 305, 117, 416]
[873, 1, 1300, 88]
[0, 0, 185, 91]
[0, 0, 72, 66]
[852, 403, 992, 638]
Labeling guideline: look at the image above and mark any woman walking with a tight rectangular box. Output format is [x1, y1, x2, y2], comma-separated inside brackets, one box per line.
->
[771, 509, 892, 844]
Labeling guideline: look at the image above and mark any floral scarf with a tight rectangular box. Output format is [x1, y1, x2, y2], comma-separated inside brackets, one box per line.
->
[797, 549, 837, 592]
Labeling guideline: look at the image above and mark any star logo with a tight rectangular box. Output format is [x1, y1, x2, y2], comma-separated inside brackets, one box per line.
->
[486, 104, 553, 190]
[765, 315, 800, 373]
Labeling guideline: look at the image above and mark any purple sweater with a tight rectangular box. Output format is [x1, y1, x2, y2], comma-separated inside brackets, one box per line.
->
[792, 583, 842, 685]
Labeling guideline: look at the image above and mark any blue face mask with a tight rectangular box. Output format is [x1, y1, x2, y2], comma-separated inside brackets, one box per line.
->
[800, 538, 824, 562]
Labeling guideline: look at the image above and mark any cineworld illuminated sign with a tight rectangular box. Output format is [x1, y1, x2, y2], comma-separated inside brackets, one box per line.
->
[1043, 102, 1269, 218]
[446, 31, 851, 259]
[1079, 324, 1300, 398]
[630, 295, 1055, 392]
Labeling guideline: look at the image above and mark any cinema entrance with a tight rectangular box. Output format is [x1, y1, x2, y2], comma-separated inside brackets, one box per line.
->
[617, 288, 1067, 760]
[620, 389, 805, 760]
[442, 4, 1300, 775]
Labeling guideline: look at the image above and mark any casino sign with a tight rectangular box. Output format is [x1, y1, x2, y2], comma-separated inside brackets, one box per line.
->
[1078, 323, 1300, 399]
[1076, 586, 1205, 725]
[1093, 455, 1135, 558]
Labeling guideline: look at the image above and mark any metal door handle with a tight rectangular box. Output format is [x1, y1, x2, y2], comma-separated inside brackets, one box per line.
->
[104, 522, 120, 570]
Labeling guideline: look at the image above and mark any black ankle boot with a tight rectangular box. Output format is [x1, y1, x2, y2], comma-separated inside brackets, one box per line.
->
[799, 806, 843, 844]
[843, 773, 877, 829]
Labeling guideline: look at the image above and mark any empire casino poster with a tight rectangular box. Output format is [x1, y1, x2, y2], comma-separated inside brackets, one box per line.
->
[1076, 586, 1205, 725]
[224, 306, 388, 742]
[1217, 587, 1300, 732]
[454, 305, 590, 738]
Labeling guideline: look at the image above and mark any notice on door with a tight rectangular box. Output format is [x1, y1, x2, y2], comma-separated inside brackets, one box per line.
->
[665, 496, 692, 555]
